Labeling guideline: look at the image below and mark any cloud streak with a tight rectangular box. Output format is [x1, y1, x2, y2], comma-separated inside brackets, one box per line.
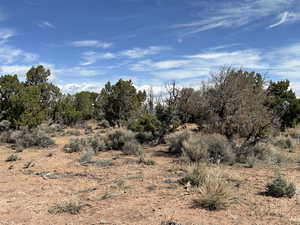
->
[71, 40, 113, 49]
[38, 21, 55, 29]
[174, 0, 300, 35]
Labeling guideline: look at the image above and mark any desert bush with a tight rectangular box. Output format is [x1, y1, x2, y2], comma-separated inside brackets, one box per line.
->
[98, 119, 110, 129]
[135, 131, 155, 144]
[165, 130, 193, 155]
[138, 156, 156, 165]
[105, 128, 136, 150]
[0, 120, 11, 131]
[181, 133, 235, 164]
[265, 172, 296, 198]
[64, 136, 106, 153]
[64, 129, 81, 136]
[48, 199, 85, 215]
[272, 136, 296, 152]
[180, 165, 208, 187]
[122, 140, 144, 156]
[194, 172, 231, 210]
[64, 138, 84, 153]
[5, 154, 20, 162]
[79, 149, 95, 163]
[160, 220, 182, 225]
[10, 127, 55, 149]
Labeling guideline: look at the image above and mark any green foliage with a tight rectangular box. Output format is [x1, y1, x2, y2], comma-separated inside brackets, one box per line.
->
[9, 85, 48, 127]
[267, 80, 300, 129]
[52, 95, 82, 126]
[265, 172, 296, 198]
[26, 65, 51, 86]
[0, 74, 22, 122]
[74, 91, 98, 120]
[100, 79, 146, 125]
[128, 114, 160, 133]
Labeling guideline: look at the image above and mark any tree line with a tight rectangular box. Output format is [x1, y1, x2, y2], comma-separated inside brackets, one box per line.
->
[0, 65, 299, 144]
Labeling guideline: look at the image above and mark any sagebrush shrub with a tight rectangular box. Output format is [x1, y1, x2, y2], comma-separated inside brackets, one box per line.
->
[48, 199, 84, 215]
[105, 128, 136, 150]
[265, 173, 296, 198]
[64, 136, 106, 153]
[194, 172, 231, 210]
[272, 136, 296, 152]
[0, 120, 11, 131]
[165, 130, 193, 155]
[10, 127, 55, 149]
[5, 154, 20, 162]
[122, 140, 144, 156]
[181, 133, 235, 164]
[180, 165, 208, 187]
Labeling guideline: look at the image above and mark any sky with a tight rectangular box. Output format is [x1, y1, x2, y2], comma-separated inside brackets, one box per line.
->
[0, 0, 300, 95]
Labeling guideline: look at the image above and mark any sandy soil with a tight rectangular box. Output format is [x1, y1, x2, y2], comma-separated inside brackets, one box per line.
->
[1, 133, 300, 225]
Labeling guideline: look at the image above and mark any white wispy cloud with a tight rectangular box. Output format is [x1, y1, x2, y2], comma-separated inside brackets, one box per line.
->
[174, 0, 299, 35]
[0, 28, 15, 42]
[80, 46, 170, 65]
[268, 11, 300, 28]
[38, 21, 55, 29]
[71, 40, 113, 49]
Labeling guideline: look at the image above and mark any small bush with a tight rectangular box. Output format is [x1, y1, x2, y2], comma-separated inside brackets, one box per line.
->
[122, 140, 144, 156]
[0, 120, 11, 131]
[64, 138, 84, 153]
[64, 130, 81, 136]
[64, 136, 107, 153]
[161, 220, 182, 225]
[180, 165, 208, 187]
[165, 130, 193, 155]
[194, 173, 231, 210]
[181, 133, 235, 164]
[265, 172, 296, 198]
[98, 119, 110, 129]
[48, 199, 85, 215]
[5, 154, 20, 162]
[272, 136, 296, 152]
[106, 128, 136, 150]
[10, 127, 55, 149]
[138, 156, 156, 165]
[79, 149, 95, 163]
[135, 131, 154, 144]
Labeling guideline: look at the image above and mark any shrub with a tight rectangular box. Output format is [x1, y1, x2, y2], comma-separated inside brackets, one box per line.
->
[79, 149, 95, 163]
[122, 140, 144, 156]
[181, 133, 235, 164]
[165, 130, 193, 155]
[48, 199, 85, 215]
[180, 165, 208, 187]
[127, 114, 161, 133]
[265, 172, 296, 198]
[10, 127, 55, 149]
[194, 172, 231, 210]
[105, 128, 136, 150]
[0, 120, 11, 131]
[135, 131, 154, 144]
[64, 129, 81, 136]
[98, 119, 110, 129]
[64, 138, 84, 153]
[5, 154, 20, 162]
[272, 136, 296, 152]
[161, 220, 182, 225]
[64, 136, 106, 153]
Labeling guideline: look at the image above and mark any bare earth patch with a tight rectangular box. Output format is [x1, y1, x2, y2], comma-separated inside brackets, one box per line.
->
[1, 135, 300, 225]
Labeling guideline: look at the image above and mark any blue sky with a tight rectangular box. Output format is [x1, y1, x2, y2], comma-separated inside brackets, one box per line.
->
[0, 0, 300, 95]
